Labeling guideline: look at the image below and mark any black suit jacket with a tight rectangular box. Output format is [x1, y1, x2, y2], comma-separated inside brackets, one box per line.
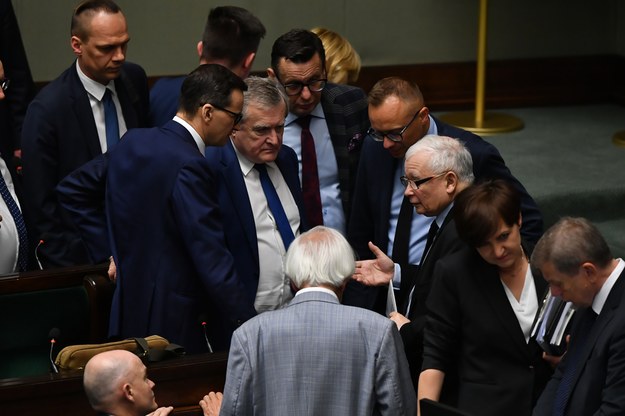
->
[346, 116, 544, 309]
[533, 266, 625, 416]
[21, 61, 149, 268]
[205, 140, 309, 305]
[423, 244, 552, 416]
[398, 208, 466, 389]
[318, 82, 369, 223]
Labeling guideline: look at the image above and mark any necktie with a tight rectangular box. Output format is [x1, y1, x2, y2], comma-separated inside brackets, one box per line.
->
[392, 196, 413, 265]
[0, 173, 28, 271]
[295, 115, 323, 226]
[102, 88, 120, 151]
[552, 309, 597, 416]
[255, 164, 295, 250]
[404, 220, 439, 315]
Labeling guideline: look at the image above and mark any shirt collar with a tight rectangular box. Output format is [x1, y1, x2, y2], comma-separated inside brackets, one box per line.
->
[295, 286, 339, 301]
[435, 201, 454, 229]
[75, 60, 116, 101]
[173, 116, 206, 155]
[231, 140, 278, 176]
[592, 258, 624, 315]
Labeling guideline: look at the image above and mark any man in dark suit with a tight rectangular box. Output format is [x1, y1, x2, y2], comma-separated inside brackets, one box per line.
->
[532, 217, 625, 416]
[347, 76, 542, 309]
[353, 134, 473, 389]
[21, 0, 149, 268]
[205, 76, 307, 313]
[149, 6, 266, 127]
[58, 64, 256, 353]
[267, 29, 369, 235]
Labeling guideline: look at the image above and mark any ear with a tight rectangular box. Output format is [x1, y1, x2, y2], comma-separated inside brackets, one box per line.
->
[267, 67, 276, 79]
[445, 171, 458, 193]
[581, 262, 598, 283]
[201, 104, 212, 123]
[196, 41, 203, 59]
[122, 383, 134, 402]
[517, 213, 523, 228]
[71, 36, 83, 56]
[242, 52, 256, 73]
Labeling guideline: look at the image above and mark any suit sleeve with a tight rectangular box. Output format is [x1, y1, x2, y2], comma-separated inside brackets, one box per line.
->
[56, 153, 110, 263]
[171, 160, 256, 328]
[422, 260, 463, 373]
[220, 329, 254, 415]
[21, 99, 88, 267]
[375, 321, 418, 415]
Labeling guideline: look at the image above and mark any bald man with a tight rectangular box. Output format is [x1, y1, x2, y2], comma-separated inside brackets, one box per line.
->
[83, 350, 173, 416]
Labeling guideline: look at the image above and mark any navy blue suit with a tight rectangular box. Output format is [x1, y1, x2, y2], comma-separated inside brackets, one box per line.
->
[21, 61, 149, 268]
[205, 140, 308, 305]
[346, 116, 543, 309]
[148, 76, 184, 127]
[58, 120, 256, 353]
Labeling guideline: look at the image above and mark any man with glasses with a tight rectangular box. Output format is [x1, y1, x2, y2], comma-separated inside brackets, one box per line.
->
[205, 76, 307, 314]
[267, 29, 369, 236]
[58, 64, 256, 353]
[353, 135, 474, 390]
[346, 76, 543, 311]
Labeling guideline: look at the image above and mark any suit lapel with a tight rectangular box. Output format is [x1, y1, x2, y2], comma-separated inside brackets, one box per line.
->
[476, 258, 531, 358]
[275, 148, 308, 232]
[220, 141, 259, 266]
[69, 65, 101, 157]
[377, 151, 399, 253]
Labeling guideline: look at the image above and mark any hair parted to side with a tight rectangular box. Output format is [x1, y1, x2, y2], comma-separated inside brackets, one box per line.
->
[71, 0, 121, 39]
[285, 226, 355, 289]
[405, 135, 474, 185]
[241, 76, 288, 124]
[271, 29, 326, 78]
[201, 6, 266, 67]
[368, 76, 423, 107]
[454, 179, 521, 248]
[311, 27, 361, 84]
[531, 217, 612, 278]
[177, 64, 247, 117]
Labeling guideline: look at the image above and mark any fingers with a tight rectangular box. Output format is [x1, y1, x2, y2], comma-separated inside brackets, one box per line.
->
[148, 406, 174, 416]
[199, 391, 223, 416]
[368, 241, 384, 257]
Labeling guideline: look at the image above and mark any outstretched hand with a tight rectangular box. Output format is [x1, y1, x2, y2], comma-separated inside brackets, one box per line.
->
[353, 241, 395, 286]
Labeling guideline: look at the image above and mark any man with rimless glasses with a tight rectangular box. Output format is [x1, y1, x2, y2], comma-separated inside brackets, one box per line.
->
[267, 29, 370, 236]
[346, 76, 543, 311]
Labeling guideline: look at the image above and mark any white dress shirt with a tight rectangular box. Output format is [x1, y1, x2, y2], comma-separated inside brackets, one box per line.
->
[0, 157, 20, 274]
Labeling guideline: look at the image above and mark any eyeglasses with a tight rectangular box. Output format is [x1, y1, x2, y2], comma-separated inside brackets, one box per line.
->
[367, 108, 423, 143]
[400, 171, 448, 190]
[1, 79, 9, 92]
[211, 103, 243, 125]
[281, 79, 327, 96]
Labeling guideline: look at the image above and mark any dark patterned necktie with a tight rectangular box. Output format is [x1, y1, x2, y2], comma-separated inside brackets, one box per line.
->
[0, 173, 28, 271]
[392, 196, 413, 264]
[295, 115, 323, 226]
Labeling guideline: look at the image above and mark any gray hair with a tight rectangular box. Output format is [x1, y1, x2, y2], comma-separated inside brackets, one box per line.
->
[531, 217, 613, 277]
[405, 134, 474, 185]
[285, 226, 355, 289]
[241, 76, 288, 123]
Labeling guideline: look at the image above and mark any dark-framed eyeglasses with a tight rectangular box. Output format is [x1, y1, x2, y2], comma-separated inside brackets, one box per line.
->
[400, 171, 448, 190]
[1, 78, 9, 92]
[367, 108, 423, 143]
[281, 78, 327, 96]
[211, 103, 243, 125]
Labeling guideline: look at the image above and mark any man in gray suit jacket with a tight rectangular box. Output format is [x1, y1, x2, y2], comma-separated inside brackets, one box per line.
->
[212, 226, 416, 415]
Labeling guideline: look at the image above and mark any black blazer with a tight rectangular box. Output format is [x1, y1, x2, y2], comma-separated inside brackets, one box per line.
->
[533, 266, 625, 416]
[398, 209, 466, 390]
[21, 61, 149, 268]
[422, 244, 552, 416]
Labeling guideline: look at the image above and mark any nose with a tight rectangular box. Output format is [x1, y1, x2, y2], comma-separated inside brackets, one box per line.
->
[383, 136, 395, 150]
[404, 185, 414, 197]
[148, 378, 155, 388]
[113, 45, 126, 62]
[299, 85, 312, 100]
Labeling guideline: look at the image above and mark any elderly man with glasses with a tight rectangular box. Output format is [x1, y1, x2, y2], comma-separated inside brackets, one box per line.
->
[267, 29, 370, 236]
[345, 76, 543, 312]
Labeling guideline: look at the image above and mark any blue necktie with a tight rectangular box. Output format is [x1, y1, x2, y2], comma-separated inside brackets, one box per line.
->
[0, 172, 28, 271]
[552, 308, 597, 415]
[254, 164, 295, 250]
[103, 88, 119, 150]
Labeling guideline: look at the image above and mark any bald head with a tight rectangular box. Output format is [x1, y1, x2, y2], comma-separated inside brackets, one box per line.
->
[84, 350, 157, 415]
